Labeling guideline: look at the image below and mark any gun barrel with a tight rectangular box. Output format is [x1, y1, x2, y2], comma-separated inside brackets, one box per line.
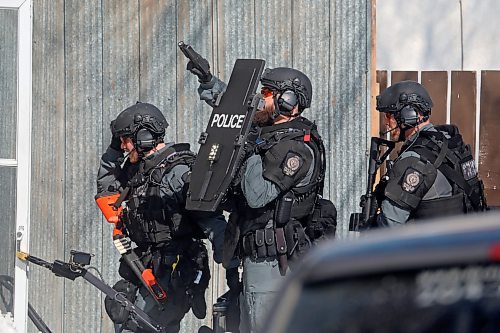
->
[177, 41, 210, 77]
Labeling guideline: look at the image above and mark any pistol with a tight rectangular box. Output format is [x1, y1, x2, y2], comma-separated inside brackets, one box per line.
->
[178, 41, 211, 81]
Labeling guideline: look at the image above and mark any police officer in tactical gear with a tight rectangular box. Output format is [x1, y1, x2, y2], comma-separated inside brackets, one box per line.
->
[375, 80, 488, 226]
[189, 65, 336, 333]
[96, 102, 228, 333]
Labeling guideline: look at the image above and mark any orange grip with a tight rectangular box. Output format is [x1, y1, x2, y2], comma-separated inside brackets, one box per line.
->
[112, 226, 123, 237]
[96, 193, 123, 224]
[142, 269, 166, 300]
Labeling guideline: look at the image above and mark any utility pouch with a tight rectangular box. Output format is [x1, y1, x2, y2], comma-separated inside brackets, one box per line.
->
[255, 229, 266, 258]
[264, 228, 276, 257]
[105, 279, 138, 324]
[285, 219, 310, 260]
[306, 198, 337, 242]
[242, 233, 256, 258]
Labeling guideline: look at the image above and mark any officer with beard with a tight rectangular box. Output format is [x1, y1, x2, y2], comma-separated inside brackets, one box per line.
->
[188, 65, 334, 333]
[374, 80, 488, 226]
[96, 102, 227, 333]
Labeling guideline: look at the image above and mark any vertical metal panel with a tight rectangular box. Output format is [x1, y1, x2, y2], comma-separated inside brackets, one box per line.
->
[29, 1, 65, 332]
[450, 71, 476, 152]
[479, 71, 500, 206]
[330, 0, 371, 237]
[217, 0, 256, 79]
[100, 1, 141, 332]
[139, 0, 178, 142]
[0, 9, 17, 159]
[422, 71, 448, 126]
[176, 0, 214, 147]
[254, 0, 292, 67]
[64, 0, 104, 332]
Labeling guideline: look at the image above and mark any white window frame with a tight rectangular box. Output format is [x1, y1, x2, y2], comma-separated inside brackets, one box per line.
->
[0, 1, 32, 332]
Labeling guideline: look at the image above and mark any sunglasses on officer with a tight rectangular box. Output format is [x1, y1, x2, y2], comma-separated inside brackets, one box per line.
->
[261, 87, 276, 98]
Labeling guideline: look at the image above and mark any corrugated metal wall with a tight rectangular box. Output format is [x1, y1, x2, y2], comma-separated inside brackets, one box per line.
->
[28, 0, 371, 332]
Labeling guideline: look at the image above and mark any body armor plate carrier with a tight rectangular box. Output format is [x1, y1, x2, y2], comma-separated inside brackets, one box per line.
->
[403, 125, 487, 219]
[120, 143, 199, 246]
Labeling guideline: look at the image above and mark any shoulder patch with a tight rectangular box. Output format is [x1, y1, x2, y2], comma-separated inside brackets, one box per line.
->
[282, 151, 303, 177]
[461, 159, 477, 181]
[401, 168, 424, 193]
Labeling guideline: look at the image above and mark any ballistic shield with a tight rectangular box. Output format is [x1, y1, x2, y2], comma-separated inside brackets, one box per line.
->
[186, 59, 266, 211]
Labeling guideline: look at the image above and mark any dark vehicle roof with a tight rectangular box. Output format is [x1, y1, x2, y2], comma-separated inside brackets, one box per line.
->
[262, 212, 500, 333]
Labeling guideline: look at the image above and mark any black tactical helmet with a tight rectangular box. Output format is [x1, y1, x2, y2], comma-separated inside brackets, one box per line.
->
[260, 67, 312, 110]
[111, 102, 168, 138]
[376, 80, 433, 115]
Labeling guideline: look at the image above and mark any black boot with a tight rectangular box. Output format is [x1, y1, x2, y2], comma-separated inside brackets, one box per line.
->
[191, 290, 207, 319]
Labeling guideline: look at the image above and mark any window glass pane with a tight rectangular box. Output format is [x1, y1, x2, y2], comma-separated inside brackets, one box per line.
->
[282, 264, 500, 333]
[0, 9, 18, 160]
[0, 167, 17, 315]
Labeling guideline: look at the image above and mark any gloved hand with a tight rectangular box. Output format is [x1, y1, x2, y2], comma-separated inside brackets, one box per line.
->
[109, 120, 123, 152]
[244, 127, 263, 156]
[187, 60, 213, 83]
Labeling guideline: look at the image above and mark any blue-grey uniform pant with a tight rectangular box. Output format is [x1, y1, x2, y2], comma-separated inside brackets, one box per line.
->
[239, 257, 289, 333]
[117, 276, 190, 333]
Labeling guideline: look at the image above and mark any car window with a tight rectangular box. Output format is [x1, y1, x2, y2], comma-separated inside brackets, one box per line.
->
[278, 264, 500, 333]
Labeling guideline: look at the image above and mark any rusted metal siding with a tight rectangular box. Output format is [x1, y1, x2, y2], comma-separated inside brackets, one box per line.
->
[27, 0, 371, 332]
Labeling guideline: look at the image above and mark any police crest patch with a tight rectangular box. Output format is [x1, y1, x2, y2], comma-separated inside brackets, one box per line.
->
[401, 168, 424, 193]
[282, 152, 303, 176]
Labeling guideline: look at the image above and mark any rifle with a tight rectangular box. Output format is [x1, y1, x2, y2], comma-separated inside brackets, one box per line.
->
[178, 41, 212, 82]
[16, 250, 167, 333]
[349, 137, 395, 231]
[95, 194, 167, 309]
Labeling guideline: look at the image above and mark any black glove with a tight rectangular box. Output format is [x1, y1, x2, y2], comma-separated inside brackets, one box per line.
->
[187, 60, 213, 83]
[244, 127, 263, 156]
[109, 120, 123, 152]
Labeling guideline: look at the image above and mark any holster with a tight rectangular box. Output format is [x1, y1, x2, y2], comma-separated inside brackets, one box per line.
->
[222, 212, 241, 269]
[275, 227, 288, 275]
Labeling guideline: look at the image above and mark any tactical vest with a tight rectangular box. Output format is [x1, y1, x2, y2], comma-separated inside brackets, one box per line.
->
[236, 117, 326, 235]
[120, 144, 199, 247]
[402, 125, 488, 220]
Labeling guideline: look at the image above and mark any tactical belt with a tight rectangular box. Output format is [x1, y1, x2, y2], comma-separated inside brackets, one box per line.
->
[240, 227, 277, 259]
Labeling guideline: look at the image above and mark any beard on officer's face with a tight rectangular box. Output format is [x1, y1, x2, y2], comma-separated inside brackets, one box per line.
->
[253, 97, 275, 126]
